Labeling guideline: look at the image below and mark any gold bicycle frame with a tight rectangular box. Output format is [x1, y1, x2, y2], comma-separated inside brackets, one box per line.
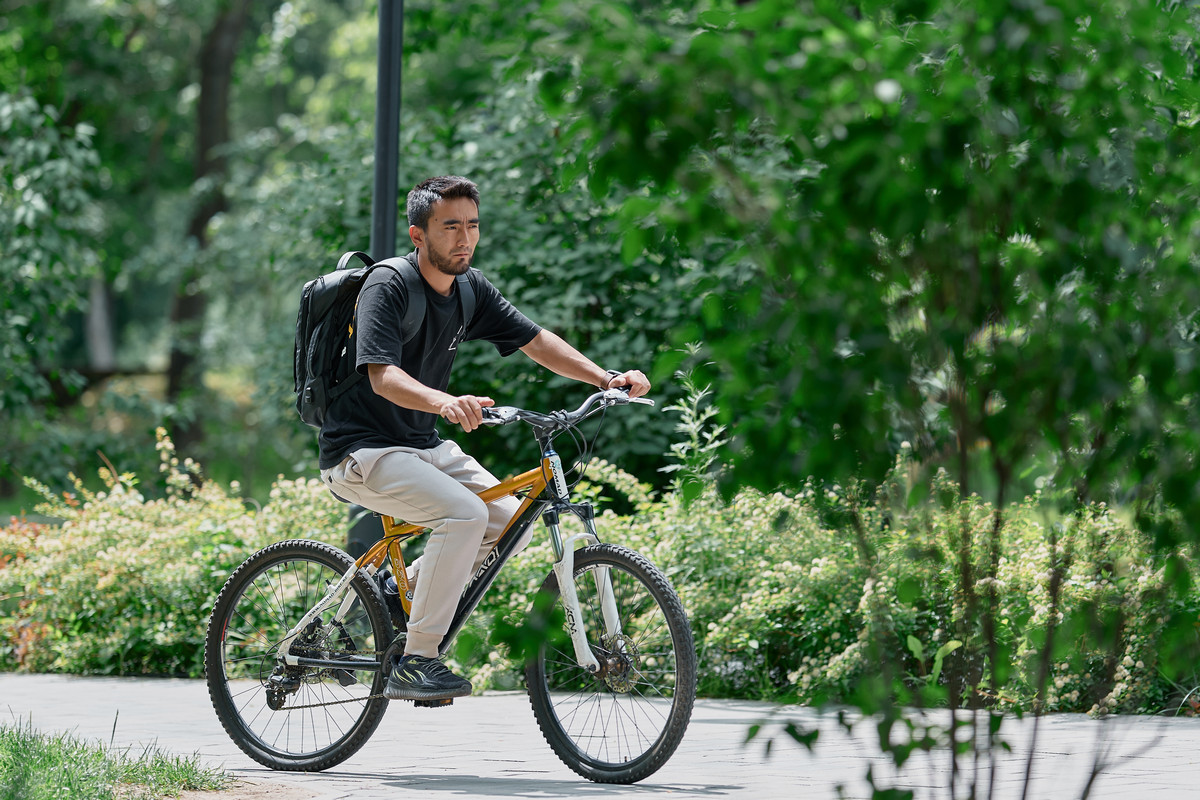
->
[350, 458, 555, 617]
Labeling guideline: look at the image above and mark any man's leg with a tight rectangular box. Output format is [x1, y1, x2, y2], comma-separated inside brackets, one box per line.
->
[322, 445, 488, 660]
[418, 439, 535, 581]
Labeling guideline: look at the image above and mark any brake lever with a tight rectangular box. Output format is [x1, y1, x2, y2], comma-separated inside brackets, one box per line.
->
[480, 406, 519, 425]
[600, 388, 655, 407]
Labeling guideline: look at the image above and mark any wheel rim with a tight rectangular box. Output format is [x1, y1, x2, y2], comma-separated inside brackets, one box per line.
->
[217, 555, 383, 759]
[539, 561, 683, 769]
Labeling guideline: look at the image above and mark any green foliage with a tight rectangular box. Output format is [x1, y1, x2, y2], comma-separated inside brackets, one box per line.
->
[444, 454, 1199, 715]
[2, 429, 1198, 723]
[659, 361, 729, 497]
[0, 431, 344, 676]
[0, 0, 365, 496]
[529, 0, 1200, 523]
[0, 89, 100, 418]
[0, 719, 227, 799]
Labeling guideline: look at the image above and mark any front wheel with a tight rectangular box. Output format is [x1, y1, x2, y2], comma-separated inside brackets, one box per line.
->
[526, 543, 697, 784]
[204, 539, 391, 771]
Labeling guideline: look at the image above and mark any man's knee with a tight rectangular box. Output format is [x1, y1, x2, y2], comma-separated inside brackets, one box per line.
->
[423, 489, 489, 539]
[460, 493, 490, 531]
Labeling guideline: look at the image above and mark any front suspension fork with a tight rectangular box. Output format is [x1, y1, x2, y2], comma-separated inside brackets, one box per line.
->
[544, 506, 622, 674]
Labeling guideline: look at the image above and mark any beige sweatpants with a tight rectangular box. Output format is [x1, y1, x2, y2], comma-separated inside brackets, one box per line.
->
[320, 440, 529, 658]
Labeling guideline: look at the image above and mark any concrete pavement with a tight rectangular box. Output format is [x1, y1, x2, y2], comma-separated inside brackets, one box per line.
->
[2, 673, 1199, 799]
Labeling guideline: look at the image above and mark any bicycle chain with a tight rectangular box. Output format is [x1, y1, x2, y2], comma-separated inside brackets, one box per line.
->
[281, 692, 388, 709]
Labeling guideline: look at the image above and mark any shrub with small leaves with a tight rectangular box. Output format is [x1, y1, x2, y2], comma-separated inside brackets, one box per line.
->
[0, 430, 341, 676]
[467, 457, 1200, 712]
[3, 431, 1198, 713]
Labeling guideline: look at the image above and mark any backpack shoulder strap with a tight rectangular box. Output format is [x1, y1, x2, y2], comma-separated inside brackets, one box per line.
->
[455, 272, 476, 330]
[372, 253, 426, 345]
[373, 252, 476, 345]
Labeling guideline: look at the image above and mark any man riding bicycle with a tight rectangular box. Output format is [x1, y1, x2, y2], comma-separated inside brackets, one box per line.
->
[318, 175, 649, 702]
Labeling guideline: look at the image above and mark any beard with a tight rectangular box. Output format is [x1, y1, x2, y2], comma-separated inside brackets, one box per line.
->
[428, 244, 472, 276]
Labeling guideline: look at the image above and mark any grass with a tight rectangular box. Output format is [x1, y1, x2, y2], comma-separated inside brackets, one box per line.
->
[0, 718, 228, 800]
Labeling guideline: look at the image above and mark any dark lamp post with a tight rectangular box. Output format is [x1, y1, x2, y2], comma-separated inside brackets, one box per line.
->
[350, 0, 404, 557]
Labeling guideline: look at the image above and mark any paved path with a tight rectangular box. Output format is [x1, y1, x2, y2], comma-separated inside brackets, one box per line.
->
[2, 673, 1199, 799]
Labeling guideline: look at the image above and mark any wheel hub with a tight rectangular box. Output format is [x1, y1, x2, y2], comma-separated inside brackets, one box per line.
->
[597, 633, 641, 693]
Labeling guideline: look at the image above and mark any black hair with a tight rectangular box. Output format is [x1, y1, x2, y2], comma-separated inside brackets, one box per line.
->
[406, 176, 480, 230]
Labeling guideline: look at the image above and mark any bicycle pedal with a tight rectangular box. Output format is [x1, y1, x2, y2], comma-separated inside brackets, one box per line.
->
[413, 698, 453, 708]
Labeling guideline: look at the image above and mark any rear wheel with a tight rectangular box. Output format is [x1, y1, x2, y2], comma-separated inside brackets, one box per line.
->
[526, 543, 697, 783]
[204, 539, 391, 771]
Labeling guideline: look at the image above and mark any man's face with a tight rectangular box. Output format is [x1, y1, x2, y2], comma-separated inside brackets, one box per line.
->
[414, 196, 480, 276]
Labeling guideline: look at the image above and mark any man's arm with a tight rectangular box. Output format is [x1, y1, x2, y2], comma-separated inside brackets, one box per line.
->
[367, 363, 493, 432]
[519, 330, 650, 397]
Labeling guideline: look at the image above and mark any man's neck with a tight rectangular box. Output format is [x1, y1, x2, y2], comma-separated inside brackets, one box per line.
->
[414, 248, 456, 296]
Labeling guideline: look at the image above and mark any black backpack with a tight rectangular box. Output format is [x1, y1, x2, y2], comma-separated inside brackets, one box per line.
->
[293, 250, 477, 428]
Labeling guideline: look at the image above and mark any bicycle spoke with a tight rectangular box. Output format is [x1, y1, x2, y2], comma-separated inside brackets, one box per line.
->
[209, 544, 387, 769]
[528, 544, 695, 783]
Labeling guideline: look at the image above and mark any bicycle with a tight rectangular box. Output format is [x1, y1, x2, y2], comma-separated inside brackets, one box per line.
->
[203, 388, 697, 784]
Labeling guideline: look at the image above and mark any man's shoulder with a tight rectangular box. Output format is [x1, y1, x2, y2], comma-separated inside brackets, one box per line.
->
[464, 267, 500, 297]
[361, 256, 420, 295]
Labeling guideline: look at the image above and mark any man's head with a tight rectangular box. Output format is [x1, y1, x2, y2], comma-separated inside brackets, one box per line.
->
[406, 176, 480, 231]
[406, 176, 481, 277]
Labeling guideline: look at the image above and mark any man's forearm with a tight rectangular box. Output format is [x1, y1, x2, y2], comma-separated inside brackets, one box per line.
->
[519, 330, 611, 387]
[367, 363, 494, 432]
[367, 363, 452, 413]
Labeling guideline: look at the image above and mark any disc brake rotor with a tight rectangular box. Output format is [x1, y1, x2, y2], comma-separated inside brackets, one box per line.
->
[599, 633, 641, 693]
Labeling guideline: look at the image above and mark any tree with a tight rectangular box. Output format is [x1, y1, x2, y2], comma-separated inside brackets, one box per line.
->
[0, 0, 355, 491]
[531, 0, 1200, 513]
[165, 0, 256, 453]
[526, 0, 1200, 793]
[0, 90, 101, 489]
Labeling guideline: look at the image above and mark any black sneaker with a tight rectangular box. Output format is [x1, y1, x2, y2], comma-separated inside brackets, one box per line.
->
[384, 654, 472, 701]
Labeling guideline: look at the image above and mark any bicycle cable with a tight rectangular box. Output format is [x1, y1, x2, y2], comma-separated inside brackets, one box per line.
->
[569, 403, 609, 491]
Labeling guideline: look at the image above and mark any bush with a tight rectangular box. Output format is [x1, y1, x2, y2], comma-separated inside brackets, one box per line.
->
[4, 433, 1198, 716]
[0, 430, 343, 676]
[466, 458, 1200, 715]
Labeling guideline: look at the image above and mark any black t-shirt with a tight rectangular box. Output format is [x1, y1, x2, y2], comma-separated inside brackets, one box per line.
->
[317, 254, 541, 469]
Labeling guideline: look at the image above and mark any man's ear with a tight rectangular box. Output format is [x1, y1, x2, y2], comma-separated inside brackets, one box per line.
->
[409, 224, 424, 247]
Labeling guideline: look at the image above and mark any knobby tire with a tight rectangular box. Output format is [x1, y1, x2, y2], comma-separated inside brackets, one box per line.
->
[204, 539, 391, 771]
[525, 543, 697, 783]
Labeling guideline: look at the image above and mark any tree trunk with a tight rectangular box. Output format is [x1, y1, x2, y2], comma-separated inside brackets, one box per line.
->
[166, 0, 252, 454]
[86, 275, 116, 372]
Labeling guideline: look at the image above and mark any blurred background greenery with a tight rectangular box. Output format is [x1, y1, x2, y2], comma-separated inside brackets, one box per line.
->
[0, 0, 697, 510]
[5, 2, 1200, 791]
[5, 0, 1199, 521]
[4, 0, 1198, 524]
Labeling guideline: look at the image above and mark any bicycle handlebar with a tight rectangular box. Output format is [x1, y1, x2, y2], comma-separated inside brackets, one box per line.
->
[480, 388, 654, 430]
